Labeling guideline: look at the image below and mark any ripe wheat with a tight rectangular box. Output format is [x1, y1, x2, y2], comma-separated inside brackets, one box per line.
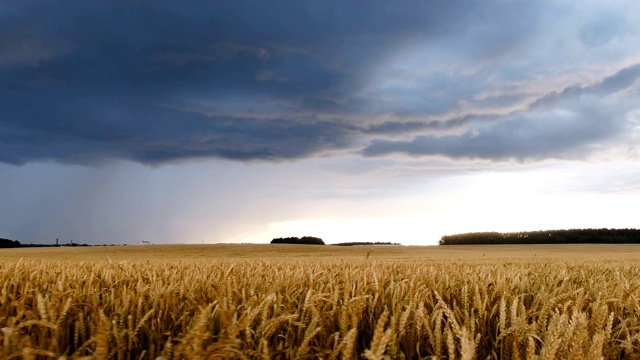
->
[1, 248, 640, 359]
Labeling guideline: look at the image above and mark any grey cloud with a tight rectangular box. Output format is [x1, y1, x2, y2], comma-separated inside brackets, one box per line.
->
[594, 64, 640, 94]
[1, 1, 639, 166]
[0, 102, 358, 165]
[364, 115, 480, 135]
[528, 85, 584, 111]
[579, 11, 630, 48]
[0, 0, 498, 165]
[530, 64, 640, 111]
[364, 101, 620, 161]
[365, 121, 435, 135]
[364, 64, 640, 161]
[0, 35, 67, 67]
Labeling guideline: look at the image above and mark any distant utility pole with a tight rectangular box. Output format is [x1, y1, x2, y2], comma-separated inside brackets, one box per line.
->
[55, 238, 58, 246]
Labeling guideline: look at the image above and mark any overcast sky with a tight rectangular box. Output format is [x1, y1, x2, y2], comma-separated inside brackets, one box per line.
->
[2, 1, 640, 245]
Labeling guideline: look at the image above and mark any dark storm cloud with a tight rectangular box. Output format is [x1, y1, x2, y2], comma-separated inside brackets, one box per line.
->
[0, 0, 490, 165]
[1, 1, 639, 165]
[0, 101, 358, 165]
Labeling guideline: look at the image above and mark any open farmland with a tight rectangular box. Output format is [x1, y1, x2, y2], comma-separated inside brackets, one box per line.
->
[2, 244, 640, 359]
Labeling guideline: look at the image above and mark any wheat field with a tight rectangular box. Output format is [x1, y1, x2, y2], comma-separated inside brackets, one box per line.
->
[2, 244, 640, 359]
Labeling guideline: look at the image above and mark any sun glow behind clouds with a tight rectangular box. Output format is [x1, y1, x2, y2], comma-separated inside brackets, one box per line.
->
[241, 195, 640, 246]
[243, 218, 435, 245]
[2, 158, 639, 246]
[236, 161, 640, 246]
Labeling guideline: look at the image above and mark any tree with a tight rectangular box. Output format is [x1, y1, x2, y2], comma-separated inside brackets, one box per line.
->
[270, 236, 325, 245]
[439, 229, 640, 245]
[0, 237, 21, 248]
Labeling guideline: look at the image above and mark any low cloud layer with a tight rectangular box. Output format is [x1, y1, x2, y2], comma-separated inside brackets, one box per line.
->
[365, 64, 640, 161]
[2, 1, 640, 165]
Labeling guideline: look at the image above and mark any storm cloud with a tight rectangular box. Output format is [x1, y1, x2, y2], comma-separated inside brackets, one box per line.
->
[365, 64, 640, 161]
[2, 1, 640, 165]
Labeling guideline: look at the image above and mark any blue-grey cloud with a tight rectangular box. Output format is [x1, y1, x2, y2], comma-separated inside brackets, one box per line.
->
[364, 115, 482, 135]
[364, 102, 618, 161]
[579, 10, 632, 48]
[1, 1, 640, 165]
[529, 64, 640, 111]
[0, 100, 359, 165]
[364, 64, 640, 161]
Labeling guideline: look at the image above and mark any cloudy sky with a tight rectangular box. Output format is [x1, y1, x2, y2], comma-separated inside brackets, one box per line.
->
[2, 1, 640, 245]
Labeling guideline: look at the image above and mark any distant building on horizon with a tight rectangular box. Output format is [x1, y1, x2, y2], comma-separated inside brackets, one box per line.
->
[140, 240, 152, 245]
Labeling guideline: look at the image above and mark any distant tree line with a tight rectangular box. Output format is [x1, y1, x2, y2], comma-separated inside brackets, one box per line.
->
[1, 236, 93, 248]
[20, 243, 90, 248]
[332, 242, 402, 246]
[0, 237, 21, 248]
[439, 228, 640, 245]
[271, 236, 325, 245]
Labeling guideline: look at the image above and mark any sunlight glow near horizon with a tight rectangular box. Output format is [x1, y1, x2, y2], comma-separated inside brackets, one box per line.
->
[237, 192, 640, 246]
[235, 165, 640, 246]
[2, 159, 638, 246]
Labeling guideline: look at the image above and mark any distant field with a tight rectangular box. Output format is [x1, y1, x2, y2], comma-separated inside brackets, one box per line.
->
[2, 244, 640, 359]
[3, 243, 640, 262]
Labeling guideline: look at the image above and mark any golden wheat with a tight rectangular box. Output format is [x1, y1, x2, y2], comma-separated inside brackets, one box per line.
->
[2, 245, 640, 358]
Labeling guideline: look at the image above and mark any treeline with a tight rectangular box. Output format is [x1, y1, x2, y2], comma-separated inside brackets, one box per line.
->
[440, 228, 640, 245]
[1, 237, 94, 248]
[333, 242, 402, 246]
[270, 236, 325, 245]
[0, 237, 21, 248]
[20, 243, 90, 248]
